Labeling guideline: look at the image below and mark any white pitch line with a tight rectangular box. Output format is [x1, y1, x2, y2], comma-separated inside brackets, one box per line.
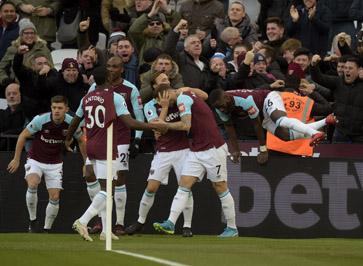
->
[111, 249, 191, 266]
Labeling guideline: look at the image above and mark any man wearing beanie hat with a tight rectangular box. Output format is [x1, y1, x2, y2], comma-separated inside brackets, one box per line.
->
[107, 30, 126, 52]
[19, 18, 37, 35]
[43, 57, 89, 115]
[227, 50, 284, 91]
[0, 18, 52, 89]
[287, 62, 305, 79]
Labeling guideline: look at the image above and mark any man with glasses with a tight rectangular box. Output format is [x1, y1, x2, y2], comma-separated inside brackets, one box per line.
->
[0, 18, 53, 89]
[128, 0, 180, 66]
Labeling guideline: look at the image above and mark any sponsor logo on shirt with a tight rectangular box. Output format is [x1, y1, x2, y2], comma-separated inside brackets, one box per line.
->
[178, 103, 186, 114]
[40, 134, 64, 144]
[123, 102, 127, 109]
[247, 106, 257, 116]
[137, 96, 142, 106]
[165, 112, 179, 122]
[29, 123, 34, 129]
[150, 169, 155, 175]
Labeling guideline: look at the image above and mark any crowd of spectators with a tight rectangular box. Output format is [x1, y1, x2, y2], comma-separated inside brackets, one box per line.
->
[1, 0, 363, 153]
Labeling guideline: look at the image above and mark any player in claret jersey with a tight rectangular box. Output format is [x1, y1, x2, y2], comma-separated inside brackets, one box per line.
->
[7, 95, 87, 233]
[65, 67, 167, 241]
[209, 88, 336, 164]
[152, 84, 239, 238]
[126, 87, 208, 237]
[86, 57, 145, 236]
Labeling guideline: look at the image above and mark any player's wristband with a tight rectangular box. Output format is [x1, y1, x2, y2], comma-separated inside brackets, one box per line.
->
[260, 145, 267, 152]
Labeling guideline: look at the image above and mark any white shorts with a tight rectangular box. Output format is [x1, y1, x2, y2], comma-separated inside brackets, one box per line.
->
[262, 91, 286, 134]
[85, 144, 129, 171]
[181, 143, 228, 182]
[148, 148, 189, 185]
[24, 158, 63, 189]
[90, 159, 119, 180]
[117, 144, 129, 171]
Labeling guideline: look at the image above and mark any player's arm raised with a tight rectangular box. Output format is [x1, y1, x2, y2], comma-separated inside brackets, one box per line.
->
[176, 87, 208, 101]
[8, 128, 33, 174]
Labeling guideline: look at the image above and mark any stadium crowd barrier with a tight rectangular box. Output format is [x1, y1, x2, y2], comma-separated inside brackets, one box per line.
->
[0, 143, 362, 238]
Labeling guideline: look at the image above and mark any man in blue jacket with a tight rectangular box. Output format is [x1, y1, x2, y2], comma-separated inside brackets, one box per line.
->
[0, 1, 20, 60]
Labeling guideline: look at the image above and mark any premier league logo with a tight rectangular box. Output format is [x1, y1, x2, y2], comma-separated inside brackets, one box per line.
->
[147, 109, 154, 117]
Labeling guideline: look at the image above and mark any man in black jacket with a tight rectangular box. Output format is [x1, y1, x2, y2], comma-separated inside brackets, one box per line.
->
[13, 45, 57, 122]
[45, 58, 89, 116]
[310, 54, 363, 143]
[0, 83, 26, 150]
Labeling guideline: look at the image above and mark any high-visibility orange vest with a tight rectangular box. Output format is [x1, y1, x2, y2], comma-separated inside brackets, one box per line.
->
[267, 92, 315, 156]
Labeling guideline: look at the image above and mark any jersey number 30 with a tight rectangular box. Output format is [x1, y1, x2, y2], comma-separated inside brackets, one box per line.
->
[85, 106, 106, 128]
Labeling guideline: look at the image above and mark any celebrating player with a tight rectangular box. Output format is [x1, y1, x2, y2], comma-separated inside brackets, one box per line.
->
[66, 67, 167, 241]
[153, 84, 238, 237]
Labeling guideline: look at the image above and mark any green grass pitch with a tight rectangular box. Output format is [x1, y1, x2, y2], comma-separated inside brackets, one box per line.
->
[1, 233, 362, 266]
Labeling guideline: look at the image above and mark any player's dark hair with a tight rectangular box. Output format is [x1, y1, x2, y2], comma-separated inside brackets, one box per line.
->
[153, 83, 172, 99]
[208, 89, 225, 105]
[93, 67, 110, 86]
[51, 95, 68, 106]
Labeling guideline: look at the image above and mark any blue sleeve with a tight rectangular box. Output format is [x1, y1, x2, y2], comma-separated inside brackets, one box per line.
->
[143, 100, 159, 122]
[75, 97, 84, 118]
[216, 108, 230, 122]
[130, 86, 144, 138]
[114, 93, 130, 116]
[177, 94, 193, 117]
[87, 83, 96, 93]
[234, 95, 259, 119]
[130, 85, 143, 111]
[26, 115, 45, 134]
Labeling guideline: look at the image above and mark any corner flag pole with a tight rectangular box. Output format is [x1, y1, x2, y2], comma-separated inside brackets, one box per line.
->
[106, 122, 113, 251]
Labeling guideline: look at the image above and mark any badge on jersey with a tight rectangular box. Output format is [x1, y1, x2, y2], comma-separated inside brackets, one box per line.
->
[123, 101, 127, 109]
[137, 96, 142, 106]
[120, 93, 127, 99]
[146, 109, 154, 117]
[178, 103, 186, 114]
[62, 129, 68, 136]
[247, 106, 257, 116]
